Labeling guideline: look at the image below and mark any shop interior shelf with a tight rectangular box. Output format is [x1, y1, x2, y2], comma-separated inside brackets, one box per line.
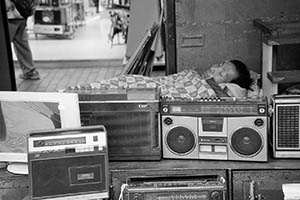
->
[267, 70, 300, 83]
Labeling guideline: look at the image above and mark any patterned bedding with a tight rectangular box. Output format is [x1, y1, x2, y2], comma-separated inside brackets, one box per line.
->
[65, 69, 262, 99]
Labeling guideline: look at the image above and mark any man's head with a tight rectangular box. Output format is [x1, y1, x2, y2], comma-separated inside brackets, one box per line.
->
[212, 59, 252, 90]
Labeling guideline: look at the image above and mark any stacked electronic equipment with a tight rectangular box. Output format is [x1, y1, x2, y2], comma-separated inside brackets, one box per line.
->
[33, 0, 79, 38]
[48, 86, 300, 200]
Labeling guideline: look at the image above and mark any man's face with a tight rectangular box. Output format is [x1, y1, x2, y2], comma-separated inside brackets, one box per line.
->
[211, 61, 239, 83]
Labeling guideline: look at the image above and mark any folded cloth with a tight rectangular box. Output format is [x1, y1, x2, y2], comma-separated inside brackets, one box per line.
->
[64, 70, 249, 99]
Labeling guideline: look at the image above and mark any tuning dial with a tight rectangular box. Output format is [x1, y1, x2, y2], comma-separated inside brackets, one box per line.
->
[211, 191, 221, 200]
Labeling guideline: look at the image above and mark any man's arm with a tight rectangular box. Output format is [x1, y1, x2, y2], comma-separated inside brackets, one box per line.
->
[206, 78, 230, 97]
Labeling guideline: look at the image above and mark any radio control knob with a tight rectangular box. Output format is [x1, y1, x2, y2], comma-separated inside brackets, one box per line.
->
[133, 194, 141, 200]
[162, 106, 169, 113]
[254, 118, 264, 127]
[211, 191, 221, 200]
[258, 107, 266, 114]
[164, 117, 173, 125]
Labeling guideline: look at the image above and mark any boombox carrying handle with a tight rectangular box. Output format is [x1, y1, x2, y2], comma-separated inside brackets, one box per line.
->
[118, 183, 128, 200]
[125, 174, 224, 184]
[268, 104, 274, 117]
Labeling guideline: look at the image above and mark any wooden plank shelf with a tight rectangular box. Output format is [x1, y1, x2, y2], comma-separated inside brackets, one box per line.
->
[2, 158, 300, 199]
[254, 19, 300, 35]
[255, 19, 300, 98]
[254, 19, 300, 45]
[267, 70, 300, 83]
[263, 33, 300, 46]
[109, 158, 300, 171]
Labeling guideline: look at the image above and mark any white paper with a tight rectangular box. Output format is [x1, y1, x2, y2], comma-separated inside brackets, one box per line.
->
[282, 183, 300, 200]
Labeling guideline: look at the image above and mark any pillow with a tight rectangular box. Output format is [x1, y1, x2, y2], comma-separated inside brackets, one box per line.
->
[219, 83, 247, 97]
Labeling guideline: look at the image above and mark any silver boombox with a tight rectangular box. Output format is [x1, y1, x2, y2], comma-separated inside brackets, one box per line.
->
[160, 97, 268, 162]
[28, 125, 109, 200]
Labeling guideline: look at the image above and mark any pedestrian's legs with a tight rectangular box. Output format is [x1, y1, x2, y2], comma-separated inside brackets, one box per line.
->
[93, 0, 99, 13]
[10, 19, 35, 74]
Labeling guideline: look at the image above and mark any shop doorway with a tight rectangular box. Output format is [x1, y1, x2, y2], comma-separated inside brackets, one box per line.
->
[11, 0, 129, 62]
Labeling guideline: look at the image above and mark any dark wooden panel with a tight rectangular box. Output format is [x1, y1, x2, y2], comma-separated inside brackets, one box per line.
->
[109, 158, 300, 171]
[232, 169, 300, 200]
[0, 0, 16, 91]
[2, 158, 300, 200]
[0, 170, 29, 200]
[164, 0, 177, 74]
[276, 44, 300, 70]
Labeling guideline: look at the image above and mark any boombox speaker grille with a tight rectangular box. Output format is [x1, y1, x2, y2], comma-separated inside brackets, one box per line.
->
[166, 127, 195, 154]
[92, 111, 153, 147]
[230, 127, 262, 157]
[277, 105, 299, 148]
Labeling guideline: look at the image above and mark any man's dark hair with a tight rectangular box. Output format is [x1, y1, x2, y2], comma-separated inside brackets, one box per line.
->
[230, 59, 252, 90]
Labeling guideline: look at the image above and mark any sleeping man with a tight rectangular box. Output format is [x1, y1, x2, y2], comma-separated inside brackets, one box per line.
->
[204, 59, 252, 97]
[207, 60, 252, 89]
[65, 59, 253, 99]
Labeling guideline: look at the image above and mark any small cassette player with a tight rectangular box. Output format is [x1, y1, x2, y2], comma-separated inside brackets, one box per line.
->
[122, 175, 227, 200]
[160, 97, 268, 162]
[28, 125, 109, 200]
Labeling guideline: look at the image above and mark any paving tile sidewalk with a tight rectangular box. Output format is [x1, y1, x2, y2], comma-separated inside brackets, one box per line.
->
[15, 65, 123, 92]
